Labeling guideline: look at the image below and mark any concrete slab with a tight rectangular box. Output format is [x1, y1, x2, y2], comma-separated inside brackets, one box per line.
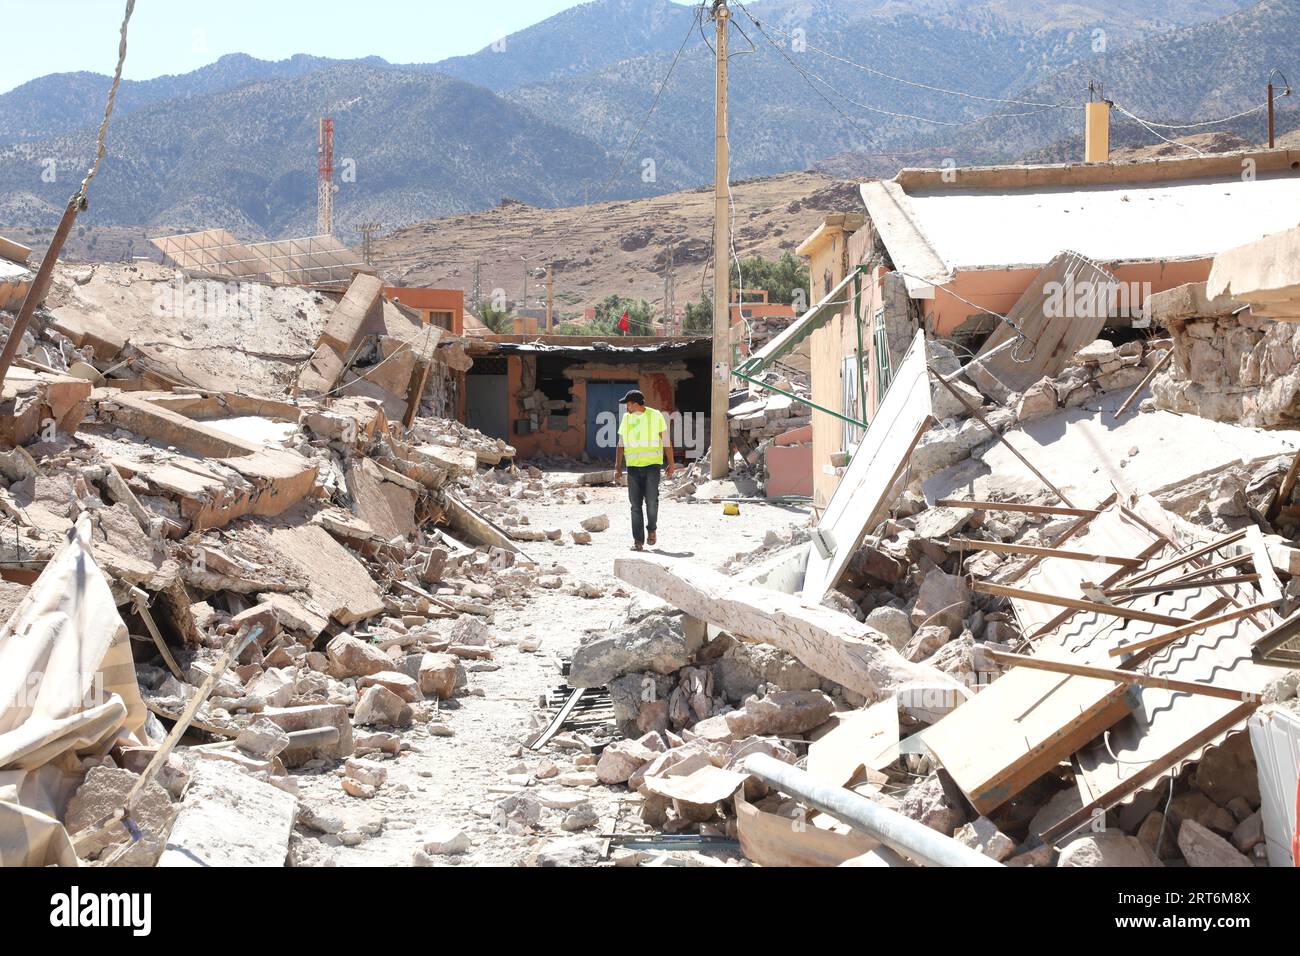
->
[158, 760, 296, 867]
[924, 388, 1300, 509]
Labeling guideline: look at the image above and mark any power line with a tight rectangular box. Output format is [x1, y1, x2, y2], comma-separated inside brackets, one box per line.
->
[521, 2, 705, 265]
[736, 2, 1079, 112]
[1111, 98, 1276, 130]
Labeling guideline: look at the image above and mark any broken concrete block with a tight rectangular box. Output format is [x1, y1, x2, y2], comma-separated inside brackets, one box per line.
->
[954, 816, 1016, 862]
[568, 611, 690, 688]
[1231, 812, 1264, 853]
[910, 569, 970, 632]
[724, 690, 834, 737]
[1057, 832, 1163, 867]
[423, 826, 471, 855]
[236, 717, 291, 759]
[580, 514, 610, 533]
[344, 758, 388, 789]
[595, 738, 658, 785]
[353, 685, 414, 728]
[230, 601, 280, 643]
[327, 634, 392, 678]
[902, 624, 951, 663]
[158, 761, 296, 867]
[66, 767, 175, 867]
[1178, 819, 1253, 867]
[418, 652, 466, 700]
[864, 605, 912, 651]
[261, 703, 354, 764]
[357, 670, 424, 703]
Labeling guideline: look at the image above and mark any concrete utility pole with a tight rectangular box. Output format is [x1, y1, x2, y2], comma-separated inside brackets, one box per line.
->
[318, 117, 335, 235]
[710, 0, 732, 479]
[546, 262, 554, 333]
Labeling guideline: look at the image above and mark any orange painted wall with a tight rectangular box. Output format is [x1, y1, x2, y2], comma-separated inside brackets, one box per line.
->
[922, 258, 1213, 336]
[384, 287, 464, 335]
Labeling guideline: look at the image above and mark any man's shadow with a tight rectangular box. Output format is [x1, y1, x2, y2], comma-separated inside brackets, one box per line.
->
[648, 548, 694, 557]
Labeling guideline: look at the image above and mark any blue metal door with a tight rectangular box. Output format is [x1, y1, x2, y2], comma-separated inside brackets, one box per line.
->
[585, 381, 637, 459]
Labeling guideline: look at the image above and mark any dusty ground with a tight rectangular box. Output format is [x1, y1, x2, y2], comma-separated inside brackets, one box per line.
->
[291, 477, 810, 867]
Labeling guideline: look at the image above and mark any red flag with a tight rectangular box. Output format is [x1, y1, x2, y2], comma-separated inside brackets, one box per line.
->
[618, 309, 630, 333]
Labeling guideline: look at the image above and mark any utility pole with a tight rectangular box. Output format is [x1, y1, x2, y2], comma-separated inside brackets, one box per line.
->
[1267, 70, 1289, 148]
[709, 0, 732, 479]
[358, 221, 380, 266]
[472, 261, 482, 313]
[663, 242, 676, 335]
[546, 262, 555, 333]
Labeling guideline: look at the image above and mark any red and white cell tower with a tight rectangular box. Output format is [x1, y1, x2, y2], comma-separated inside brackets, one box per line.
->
[317, 117, 334, 236]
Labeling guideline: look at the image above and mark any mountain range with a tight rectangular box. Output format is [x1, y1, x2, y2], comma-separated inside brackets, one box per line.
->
[0, 0, 1295, 243]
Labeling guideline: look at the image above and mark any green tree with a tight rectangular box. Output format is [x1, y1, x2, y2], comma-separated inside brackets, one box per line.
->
[683, 296, 712, 335]
[731, 252, 809, 306]
[478, 302, 513, 334]
[594, 295, 653, 336]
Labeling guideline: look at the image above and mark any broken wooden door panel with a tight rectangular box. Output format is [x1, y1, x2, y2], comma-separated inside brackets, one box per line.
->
[968, 251, 1118, 398]
[802, 330, 933, 603]
[919, 647, 1133, 815]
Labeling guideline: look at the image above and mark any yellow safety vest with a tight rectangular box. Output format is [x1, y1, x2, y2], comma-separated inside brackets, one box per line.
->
[619, 408, 668, 466]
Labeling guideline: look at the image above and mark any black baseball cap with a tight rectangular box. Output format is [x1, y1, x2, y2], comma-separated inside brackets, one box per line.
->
[619, 389, 646, 405]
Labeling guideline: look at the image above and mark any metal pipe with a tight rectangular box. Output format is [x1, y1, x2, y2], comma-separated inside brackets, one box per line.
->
[743, 753, 1003, 867]
[731, 368, 869, 430]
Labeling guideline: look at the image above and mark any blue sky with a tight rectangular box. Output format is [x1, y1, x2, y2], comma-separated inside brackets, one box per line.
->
[1, 0, 694, 94]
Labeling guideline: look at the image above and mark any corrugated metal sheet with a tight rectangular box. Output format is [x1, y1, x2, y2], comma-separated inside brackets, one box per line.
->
[1248, 706, 1299, 867]
[1006, 499, 1282, 812]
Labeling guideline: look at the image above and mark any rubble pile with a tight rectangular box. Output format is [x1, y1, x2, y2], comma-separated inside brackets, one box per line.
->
[552, 331, 1300, 868]
[726, 380, 812, 491]
[0, 264, 631, 867]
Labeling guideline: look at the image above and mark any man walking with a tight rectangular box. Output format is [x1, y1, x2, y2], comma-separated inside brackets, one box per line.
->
[613, 389, 675, 551]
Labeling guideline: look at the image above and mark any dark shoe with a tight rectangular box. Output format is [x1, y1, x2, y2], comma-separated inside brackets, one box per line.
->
[633, 541, 644, 551]
[647, 531, 657, 546]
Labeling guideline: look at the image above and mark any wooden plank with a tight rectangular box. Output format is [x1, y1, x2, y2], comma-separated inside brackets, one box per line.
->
[935, 499, 1098, 518]
[970, 251, 1118, 396]
[986, 650, 1254, 702]
[803, 330, 932, 602]
[806, 700, 899, 788]
[735, 794, 881, 867]
[949, 537, 1142, 567]
[920, 647, 1132, 815]
[974, 581, 1193, 626]
[932, 372, 1073, 506]
[1103, 573, 1261, 600]
[1041, 700, 1260, 846]
[1107, 601, 1280, 658]
[616, 554, 969, 721]
[1245, 525, 1284, 605]
[1112, 530, 1247, 589]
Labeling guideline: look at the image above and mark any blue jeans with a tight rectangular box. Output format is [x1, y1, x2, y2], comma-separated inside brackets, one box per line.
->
[626, 464, 661, 544]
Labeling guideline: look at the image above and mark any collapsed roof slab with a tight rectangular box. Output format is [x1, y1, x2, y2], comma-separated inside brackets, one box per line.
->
[93, 391, 317, 531]
[1207, 224, 1300, 322]
[924, 388, 1300, 511]
[0, 368, 92, 447]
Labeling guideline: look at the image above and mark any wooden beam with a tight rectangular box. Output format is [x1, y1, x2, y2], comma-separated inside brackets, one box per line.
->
[930, 373, 1074, 507]
[935, 499, 1098, 518]
[1268, 443, 1300, 522]
[1112, 348, 1172, 420]
[986, 650, 1253, 702]
[1245, 525, 1284, 605]
[949, 537, 1142, 567]
[1041, 700, 1260, 846]
[1103, 573, 1261, 601]
[1112, 530, 1247, 589]
[1106, 601, 1280, 658]
[973, 581, 1193, 626]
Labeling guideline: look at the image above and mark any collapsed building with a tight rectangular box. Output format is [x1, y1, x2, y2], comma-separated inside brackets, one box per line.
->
[1, 149, 1299, 870]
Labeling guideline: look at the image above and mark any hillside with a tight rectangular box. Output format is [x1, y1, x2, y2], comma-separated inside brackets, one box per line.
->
[374, 170, 860, 323]
[0, 64, 628, 237]
[0, 0, 1288, 241]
